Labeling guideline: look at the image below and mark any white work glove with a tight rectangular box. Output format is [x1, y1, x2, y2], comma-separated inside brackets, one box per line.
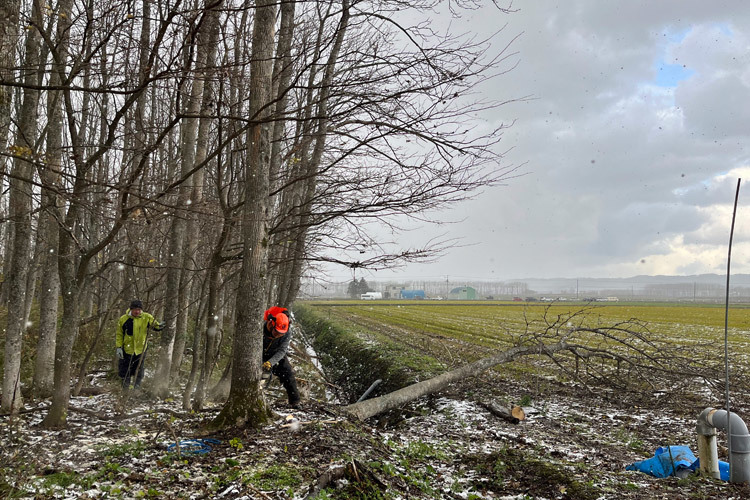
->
[116, 347, 124, 359]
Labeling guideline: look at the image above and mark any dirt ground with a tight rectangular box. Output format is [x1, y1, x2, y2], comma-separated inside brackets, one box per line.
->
[2, 369, 750, 499]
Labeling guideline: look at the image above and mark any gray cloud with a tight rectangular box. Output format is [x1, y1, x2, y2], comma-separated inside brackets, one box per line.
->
[330, 1, 750, 282]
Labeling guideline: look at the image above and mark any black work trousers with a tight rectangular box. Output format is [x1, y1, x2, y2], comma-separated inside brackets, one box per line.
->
[264, 355, 300, 404]
[118, 351, 146, 389]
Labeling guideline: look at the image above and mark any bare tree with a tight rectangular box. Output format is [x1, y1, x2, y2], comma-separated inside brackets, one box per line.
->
[2, 0, 43, 413]
[31, 0, 76, 399]
[212, 0, 277, 429]
[0, 0, 20, 292]
[154, 0, 223, 397]
[0, 0, 523, 427]
[265, 2, 522, 306]
[40, 0, 193, 428]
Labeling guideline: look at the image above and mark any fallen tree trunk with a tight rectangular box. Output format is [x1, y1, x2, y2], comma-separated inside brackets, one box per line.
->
[344, 341, 569, 421]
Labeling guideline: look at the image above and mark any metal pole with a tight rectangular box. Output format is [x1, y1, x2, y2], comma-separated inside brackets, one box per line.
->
[357, 379, 382, 403]
[725, 178, 742, 478]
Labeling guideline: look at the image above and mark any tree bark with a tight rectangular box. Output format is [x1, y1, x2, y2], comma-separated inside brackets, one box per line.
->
[194, 228, 226, 409]
[32, 0, 72, 398]
[0, 0, 19, 151]
[267, 0, 296, 187]
[171, 2, 221, 383]
[31, 199, 59, 397]
[344, 342, 570, 421]
[182, 287, 206, 410]
[0, 0, 20, 277]
[154, 0, 216, 396]
[212, 0, 277, 430]
[42, 283, 82, 428]
[2, 0, 43, 413]
[182, 278, 208, 410]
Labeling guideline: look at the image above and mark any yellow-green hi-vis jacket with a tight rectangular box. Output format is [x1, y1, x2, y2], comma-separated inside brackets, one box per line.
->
[116, 310, 160, 355]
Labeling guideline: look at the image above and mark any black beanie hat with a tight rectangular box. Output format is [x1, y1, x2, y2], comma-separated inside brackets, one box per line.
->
[130, 299, 143, 310]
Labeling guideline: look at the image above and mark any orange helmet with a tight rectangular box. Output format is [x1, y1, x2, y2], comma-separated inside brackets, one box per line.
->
[268, 312, 289, 335]
[264, 306, 289, 321]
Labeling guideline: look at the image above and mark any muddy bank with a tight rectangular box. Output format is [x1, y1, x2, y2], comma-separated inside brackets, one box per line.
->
[294, 304, 444, 404]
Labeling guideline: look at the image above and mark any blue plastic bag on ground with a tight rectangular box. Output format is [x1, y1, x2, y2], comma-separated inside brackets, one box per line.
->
[627, 446, 729, 481]
[626, 446, 696, 478]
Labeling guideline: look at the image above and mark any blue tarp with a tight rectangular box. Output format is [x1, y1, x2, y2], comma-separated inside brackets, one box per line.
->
[689, 458, 730, 481]
[626, 446, 729, 481]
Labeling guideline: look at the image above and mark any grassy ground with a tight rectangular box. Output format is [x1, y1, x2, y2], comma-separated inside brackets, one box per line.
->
[301, 299, 750, 332]
[292, 300, 750, 498]
[4, 301, 750, 498]
[300, 300, 750, 392]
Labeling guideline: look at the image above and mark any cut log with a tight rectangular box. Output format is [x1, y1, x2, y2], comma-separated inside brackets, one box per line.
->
[480, 402, 526, 424]
[512, 405, 526, 420]
[344, 341, 570, 421]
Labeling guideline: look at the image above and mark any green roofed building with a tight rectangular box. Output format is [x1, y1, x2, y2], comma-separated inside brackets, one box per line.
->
[449, 286, 477, 300]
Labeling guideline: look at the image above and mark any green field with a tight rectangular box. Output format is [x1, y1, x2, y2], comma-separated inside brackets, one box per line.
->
[300, 300, 750, 394]
[303, 300, 750, 340]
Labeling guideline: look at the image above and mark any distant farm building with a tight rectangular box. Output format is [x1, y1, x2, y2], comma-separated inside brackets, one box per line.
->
[449, 286, 477, 300]
[383, 285, 405, 299]
[400, 289, 425, 300]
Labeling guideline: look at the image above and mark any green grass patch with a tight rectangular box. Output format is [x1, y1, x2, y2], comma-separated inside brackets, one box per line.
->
[244, 463, 305, 495]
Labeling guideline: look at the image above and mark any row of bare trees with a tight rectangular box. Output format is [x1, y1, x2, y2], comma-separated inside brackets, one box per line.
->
[0, 0, 519, 429]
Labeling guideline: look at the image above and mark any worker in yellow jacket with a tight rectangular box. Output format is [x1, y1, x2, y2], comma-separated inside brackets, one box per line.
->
[115, 299, 164, 390]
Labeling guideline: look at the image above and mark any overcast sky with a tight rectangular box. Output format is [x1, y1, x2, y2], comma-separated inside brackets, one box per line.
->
[328, 0, 750, 283]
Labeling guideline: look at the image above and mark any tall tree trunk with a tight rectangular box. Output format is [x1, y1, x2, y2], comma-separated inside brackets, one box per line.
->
[193, 221, 229, 409]
[194, 267, 219, 409]
[171, 3, 221, 382]
[23, 214, 41, 322]
[32, 201, 60, 397]
[212, 0, 277, 429]
[0, 0, 19, 152]
[154, 1, 216, 396]
[265, 0, 296, 304]
[2, 0, 43, 413]
[31, 0, 74, 399]
[182, 276, 209, 409]
[41, 276, 81, 428]
[0, 0, 20, 293]
[268, 0, 296, 186]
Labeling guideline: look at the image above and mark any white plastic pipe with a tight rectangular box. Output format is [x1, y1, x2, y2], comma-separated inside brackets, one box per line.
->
[697, 407, 750, 483]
